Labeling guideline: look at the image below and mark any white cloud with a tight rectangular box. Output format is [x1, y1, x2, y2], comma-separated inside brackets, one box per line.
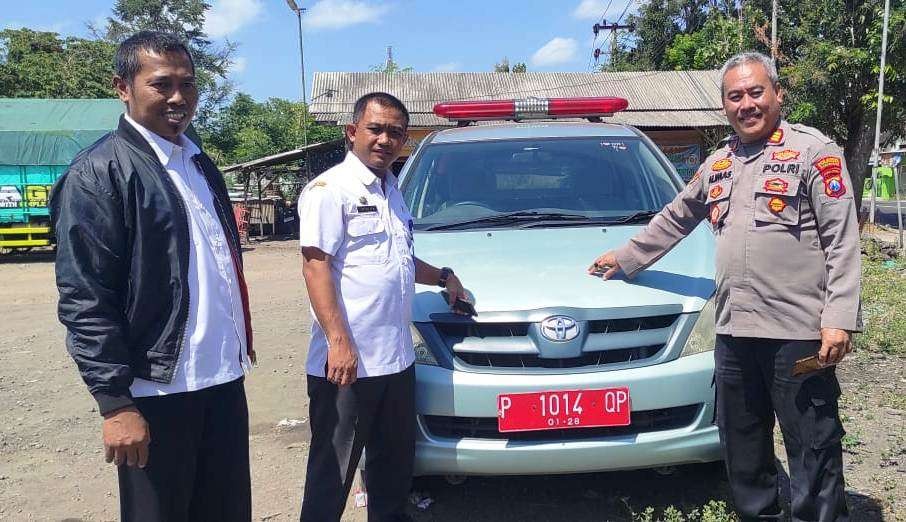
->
[531, 37, 579, 67]
[303, 0, 391, 30]
[432, 62, 461, 72]
[572, 0, 608, 19]
[204, 0, 263, 38]
[231, 56, 248, 74]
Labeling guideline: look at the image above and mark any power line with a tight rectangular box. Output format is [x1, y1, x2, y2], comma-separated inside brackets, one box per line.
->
[615, 0, 639, 24]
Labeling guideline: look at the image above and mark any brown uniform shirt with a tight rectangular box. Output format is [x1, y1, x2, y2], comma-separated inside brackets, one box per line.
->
[615, 120, 861, 340]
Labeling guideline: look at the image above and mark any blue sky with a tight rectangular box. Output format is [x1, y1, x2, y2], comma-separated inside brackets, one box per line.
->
[5, 0, 636, 102]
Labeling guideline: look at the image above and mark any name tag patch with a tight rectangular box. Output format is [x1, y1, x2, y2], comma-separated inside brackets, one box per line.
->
[762, 162, 800, 175]
[356, 205, 378, 213]
[709, 171, 732, 183]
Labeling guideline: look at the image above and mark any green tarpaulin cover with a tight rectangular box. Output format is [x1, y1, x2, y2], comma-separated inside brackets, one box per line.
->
[0, 98, 123, 166]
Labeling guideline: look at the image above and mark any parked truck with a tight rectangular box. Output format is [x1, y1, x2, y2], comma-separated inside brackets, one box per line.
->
[0, 98, 123, 251]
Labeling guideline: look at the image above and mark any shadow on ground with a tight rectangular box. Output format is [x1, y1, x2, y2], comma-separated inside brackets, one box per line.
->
[408, 463, 733, 521]
[0, 249, 55, 264]
[408, 461, 887, 521]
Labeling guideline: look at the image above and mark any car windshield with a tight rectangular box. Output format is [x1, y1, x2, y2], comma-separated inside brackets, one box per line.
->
[400, 136, 682, 230]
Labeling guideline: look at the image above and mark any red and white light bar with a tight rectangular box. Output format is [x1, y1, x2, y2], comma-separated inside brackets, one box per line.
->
[433, 96, 629, 122]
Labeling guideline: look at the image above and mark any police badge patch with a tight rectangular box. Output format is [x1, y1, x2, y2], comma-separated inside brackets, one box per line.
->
[824, 176, 846, 198]
[771, 149, 800, 162]
[763, 177, 789, 194]
[710, 204, 721, 226]
[768, 197, 786, 213]
[815, 156, 846, 198]
[711, 158, 732, 171]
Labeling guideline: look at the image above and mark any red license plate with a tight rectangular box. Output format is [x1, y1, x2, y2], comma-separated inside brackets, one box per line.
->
[497, 387, 631, 433]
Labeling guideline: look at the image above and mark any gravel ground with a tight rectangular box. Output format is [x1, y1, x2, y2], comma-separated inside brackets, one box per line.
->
[0, 240, 901, 521]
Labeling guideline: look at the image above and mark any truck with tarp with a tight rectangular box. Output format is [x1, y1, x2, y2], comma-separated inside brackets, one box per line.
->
[0, 98, 123, 251]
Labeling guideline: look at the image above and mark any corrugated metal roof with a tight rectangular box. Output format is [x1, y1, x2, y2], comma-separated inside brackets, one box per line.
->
[310, 71, 727, 129]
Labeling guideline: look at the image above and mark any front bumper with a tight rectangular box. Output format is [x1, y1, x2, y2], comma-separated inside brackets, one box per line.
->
[413, 351, 721, 476]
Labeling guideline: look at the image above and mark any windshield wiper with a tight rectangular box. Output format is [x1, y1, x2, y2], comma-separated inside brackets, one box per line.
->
[424, 211, 592, 231]
[606, 210, 660, 225]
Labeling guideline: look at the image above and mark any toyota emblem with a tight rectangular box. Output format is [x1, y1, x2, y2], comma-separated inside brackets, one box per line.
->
[540, 316, 579, 342]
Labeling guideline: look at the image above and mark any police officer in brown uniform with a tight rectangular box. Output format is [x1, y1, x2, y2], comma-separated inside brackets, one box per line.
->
[590, 52, 860, 521]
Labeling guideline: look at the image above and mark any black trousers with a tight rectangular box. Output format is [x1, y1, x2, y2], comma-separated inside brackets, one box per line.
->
[118, 377, 251, 522]
[301, 364, 415, 522]
[715, 336, 848, 522]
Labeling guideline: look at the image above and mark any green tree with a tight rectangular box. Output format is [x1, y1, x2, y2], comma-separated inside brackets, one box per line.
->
[0, 28, 116, 98]
[493, 57, 527, 73]
[664, 11, 756, 70]
[604, 0, 711, 71]
[661, 0, 906, 204]
[96, 0, 237, 127]
[203, 93, 342, 165]
[370, 50, 413, 74]
[779, 0, 906, 203]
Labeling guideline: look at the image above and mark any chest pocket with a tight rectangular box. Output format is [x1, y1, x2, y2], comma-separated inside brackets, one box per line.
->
[705, 180, 732, 231]
[754, 175, 801, 226]
[344, 214, 389, 265]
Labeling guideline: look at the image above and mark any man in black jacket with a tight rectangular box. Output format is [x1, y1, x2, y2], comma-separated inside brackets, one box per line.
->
[51, 31, 255, 521]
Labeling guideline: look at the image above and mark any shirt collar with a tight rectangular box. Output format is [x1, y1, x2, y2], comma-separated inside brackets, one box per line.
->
[123, 113, 200, 166]
[344, 151, 398, 189]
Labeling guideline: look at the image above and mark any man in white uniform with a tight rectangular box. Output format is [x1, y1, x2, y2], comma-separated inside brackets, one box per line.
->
[298, 92, 467, 521]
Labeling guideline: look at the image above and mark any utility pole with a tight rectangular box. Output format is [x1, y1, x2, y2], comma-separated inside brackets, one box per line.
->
[386, 46, 393, 70]
[592, 20, 635, 68]
[286, 0, 311, 177]
[738, 1, 745, 50]
[869, 0, 891, 226]
[771, 0, 778, 60]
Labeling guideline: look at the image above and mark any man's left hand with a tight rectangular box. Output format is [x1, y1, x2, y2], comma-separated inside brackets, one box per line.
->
[819, 328, 852, 366]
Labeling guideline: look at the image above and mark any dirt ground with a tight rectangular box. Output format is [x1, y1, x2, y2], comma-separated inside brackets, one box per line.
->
[0, 240, 902, 521]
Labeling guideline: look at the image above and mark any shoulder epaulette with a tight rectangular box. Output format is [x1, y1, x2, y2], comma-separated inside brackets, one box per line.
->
[790, 123, 835, 145]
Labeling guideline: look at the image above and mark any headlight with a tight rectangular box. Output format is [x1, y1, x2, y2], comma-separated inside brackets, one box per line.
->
[411, 324, 439, 366]
[680, 297, 716, 357]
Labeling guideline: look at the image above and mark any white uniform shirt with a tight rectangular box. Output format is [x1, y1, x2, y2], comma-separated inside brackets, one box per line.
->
[298, 152, 416, 378]
[125, 115, 250, 397]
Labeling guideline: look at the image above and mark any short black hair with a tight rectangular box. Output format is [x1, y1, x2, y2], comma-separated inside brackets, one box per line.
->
[115, 31, 195, 85]
[352, 92, 410, 127]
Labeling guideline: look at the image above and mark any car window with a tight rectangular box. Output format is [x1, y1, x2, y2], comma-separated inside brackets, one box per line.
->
[401, 137, 681, 228]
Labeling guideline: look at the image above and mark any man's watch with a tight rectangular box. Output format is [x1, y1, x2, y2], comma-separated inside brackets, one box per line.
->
[438, 267, 454, 288]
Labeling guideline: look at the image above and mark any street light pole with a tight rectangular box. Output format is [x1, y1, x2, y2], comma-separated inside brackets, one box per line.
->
[870, 0, 891, 226]
[771, 0, 778, 60]
[286, 0, 311, 177]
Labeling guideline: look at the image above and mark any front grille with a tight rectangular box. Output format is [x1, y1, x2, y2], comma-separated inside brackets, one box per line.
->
[433, 313, 681, 370]
[435, 322, 530, 338]
[587, 314, 677, 333]
[423, 404, 700, 441]
[455, 345, 663, 368]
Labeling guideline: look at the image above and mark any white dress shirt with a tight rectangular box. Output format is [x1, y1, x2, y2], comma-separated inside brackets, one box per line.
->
[298, 152, 416, 378]
[125, 114, 249, 397]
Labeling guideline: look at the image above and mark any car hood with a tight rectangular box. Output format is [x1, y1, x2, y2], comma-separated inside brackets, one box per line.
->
[412, 224, 715, 321]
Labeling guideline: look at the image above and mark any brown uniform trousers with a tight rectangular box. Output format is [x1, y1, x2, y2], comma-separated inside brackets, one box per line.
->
[615, 120, 861, 521]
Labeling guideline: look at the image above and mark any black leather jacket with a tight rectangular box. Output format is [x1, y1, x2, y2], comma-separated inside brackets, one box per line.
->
[51, 116, 243, 415]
